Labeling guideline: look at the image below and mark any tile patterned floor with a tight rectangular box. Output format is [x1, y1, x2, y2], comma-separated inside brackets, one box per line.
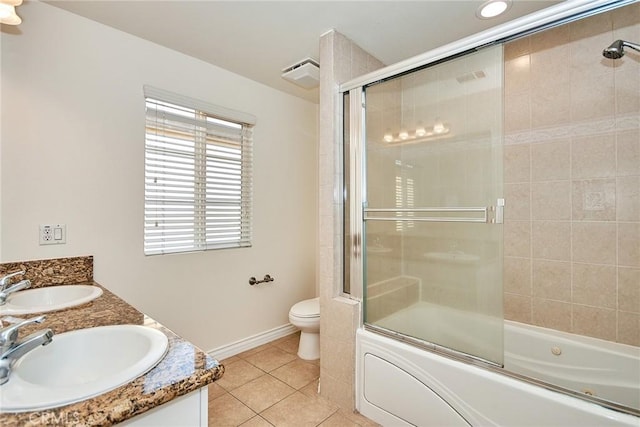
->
[208, 333, 379, 427]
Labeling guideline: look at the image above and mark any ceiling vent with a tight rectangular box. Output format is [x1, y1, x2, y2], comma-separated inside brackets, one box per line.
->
[281, 58, 320, 89]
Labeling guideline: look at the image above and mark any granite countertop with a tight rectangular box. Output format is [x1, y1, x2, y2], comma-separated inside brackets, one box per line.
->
[0, 282, 224, 426]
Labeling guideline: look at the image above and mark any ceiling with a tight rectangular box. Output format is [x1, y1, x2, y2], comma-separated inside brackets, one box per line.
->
[47, 0, 562, 103]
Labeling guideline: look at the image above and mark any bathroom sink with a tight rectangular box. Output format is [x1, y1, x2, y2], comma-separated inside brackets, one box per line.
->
[0, 325, 169, 412]
[0, 285, 103, 315]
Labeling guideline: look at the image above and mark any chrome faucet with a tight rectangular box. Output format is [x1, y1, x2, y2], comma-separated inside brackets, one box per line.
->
[0, 279, 31, 305]
[0, 270, 25, 291]
[0, 315, 53, 385]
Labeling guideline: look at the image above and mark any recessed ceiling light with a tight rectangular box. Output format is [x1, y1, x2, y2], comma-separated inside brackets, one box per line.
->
[476, 0, 511, 19]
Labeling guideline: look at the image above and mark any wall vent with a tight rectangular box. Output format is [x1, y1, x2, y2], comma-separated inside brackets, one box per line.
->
[281, 58, 320, 89]
[456, 70, 487, 83]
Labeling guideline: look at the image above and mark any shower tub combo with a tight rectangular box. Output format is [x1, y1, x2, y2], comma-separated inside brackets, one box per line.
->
[357, 302, 640, 426]
[340, 0, 640, 424]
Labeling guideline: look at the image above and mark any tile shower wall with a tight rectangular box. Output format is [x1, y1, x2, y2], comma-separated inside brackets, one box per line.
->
[318, 30, 384, 410]
[503, 2, 640, 346]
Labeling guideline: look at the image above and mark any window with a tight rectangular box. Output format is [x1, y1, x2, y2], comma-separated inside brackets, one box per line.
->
[143, 86, 255, 255]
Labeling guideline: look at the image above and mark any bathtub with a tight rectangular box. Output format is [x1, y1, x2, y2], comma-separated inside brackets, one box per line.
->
[357, 303, 640, 426]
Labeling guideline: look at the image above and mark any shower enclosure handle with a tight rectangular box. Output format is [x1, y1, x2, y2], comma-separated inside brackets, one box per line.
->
[494, 199, 505, 224]
[364, 206, 489, 223]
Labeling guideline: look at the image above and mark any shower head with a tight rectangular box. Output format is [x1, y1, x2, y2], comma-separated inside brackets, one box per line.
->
[603, 39, 640, 59]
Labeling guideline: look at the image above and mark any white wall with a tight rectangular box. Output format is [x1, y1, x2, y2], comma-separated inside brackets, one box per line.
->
[0, 1, 318, 351]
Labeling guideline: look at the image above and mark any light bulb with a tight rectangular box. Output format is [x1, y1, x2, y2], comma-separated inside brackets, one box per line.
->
[416, 126, 426, 137]
[383, 133, 394, 143]
[433, 121, 447, 134]
[399, 130, 409, 140]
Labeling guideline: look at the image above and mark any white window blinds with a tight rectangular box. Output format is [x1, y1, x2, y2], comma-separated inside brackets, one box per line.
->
[144, 86, 255, 255]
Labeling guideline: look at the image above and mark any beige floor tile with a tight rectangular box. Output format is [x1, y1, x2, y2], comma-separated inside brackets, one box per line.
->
[230, 374, 296, 413]
[298, 380, 339, 412]
[271, 331, 300, 345]
[337, 409, 381, 427]
[243, 346, 298, 372]
[318, 412, 359, 427]
[261, 392, 338, 427]
[209, 382, 228, 400]
[237, 342, 274, 359]
[270, 359, 320, 390]
[216, 359, 266, 391]
[273, 335, 300, 355]
[239, 415, 274, 427]
[209, 393, 256, 426]
[220, 355, 241, 365]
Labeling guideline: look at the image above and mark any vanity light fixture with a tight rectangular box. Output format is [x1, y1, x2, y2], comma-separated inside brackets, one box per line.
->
[0, 0, 22, 25]
[476, 0, 511, 19]
[382, 121, 450, 144]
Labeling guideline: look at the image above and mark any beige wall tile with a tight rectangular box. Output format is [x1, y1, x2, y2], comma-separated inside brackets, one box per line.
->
[571, 134, 616, 179]
[611, 1, 640, 33]
[531, 81, 571, 128]
[504, 183, 530, 220]
[569, 11, 612, 42]
[532, 298, 571, 332]
[500, 6, 637, 347]
[572, 179, 616, 221]
[505, 92, 531, 134]
[619, 267, 640, 313]
[572, 222, 617, 265]
[616, 130, 639, 177]
[618, 311, 640, 346]
[504, 220, 531, 258]
[532, 260, 571, 302]
[618, 222, 640, 268]
[530, 24, 570, 53]
[532, 221, 570, 261]
[504, 256, 531, 296]
[504, 144, 531, 183]
[617, 176, 640, 222]
[530, 44, 570, 88]
[570, 73, 615, 122]
[614, 67, 640, 115]
[531, 139, 570, 182]
[531, 181, 571, 220]
[320, 336, 354, 388]
[319, 371, 355, 410]
[504, 293, 532, 323]
[572, 304, 616, 341]
[572, 263, 617, 309]
[505, 54, 530, 95]
[504, 37, 530, 61]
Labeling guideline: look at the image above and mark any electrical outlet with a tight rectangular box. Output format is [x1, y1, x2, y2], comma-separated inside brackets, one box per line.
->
[40, 224, 66, 245]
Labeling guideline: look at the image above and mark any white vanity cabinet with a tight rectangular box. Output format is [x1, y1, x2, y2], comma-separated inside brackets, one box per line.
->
[120, 387, 208, 427]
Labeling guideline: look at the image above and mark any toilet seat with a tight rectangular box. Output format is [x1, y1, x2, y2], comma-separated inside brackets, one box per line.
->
[289, 297, 319, 318]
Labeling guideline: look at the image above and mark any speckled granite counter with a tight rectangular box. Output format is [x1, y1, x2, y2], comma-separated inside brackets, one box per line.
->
[0, 257, 224, 426]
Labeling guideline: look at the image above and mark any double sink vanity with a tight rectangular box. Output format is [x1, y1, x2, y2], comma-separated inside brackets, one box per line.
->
[0, 256, 224, 426]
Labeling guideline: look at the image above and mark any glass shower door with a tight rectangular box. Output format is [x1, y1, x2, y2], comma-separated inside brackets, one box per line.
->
[362, 46, 504, 365]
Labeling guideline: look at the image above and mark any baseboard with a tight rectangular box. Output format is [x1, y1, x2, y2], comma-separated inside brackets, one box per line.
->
[208, 323, 298, 361]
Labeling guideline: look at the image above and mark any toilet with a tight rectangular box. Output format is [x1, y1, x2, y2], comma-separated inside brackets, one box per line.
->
[288, 297, 320, 360]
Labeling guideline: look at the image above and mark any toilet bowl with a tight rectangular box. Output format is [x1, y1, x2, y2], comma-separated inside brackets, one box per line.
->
[288, 297, 320, 360]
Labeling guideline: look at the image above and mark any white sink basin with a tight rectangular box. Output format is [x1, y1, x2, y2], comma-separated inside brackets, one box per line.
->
[0, 325, 169, 412]
[0, 285, 103, 315]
